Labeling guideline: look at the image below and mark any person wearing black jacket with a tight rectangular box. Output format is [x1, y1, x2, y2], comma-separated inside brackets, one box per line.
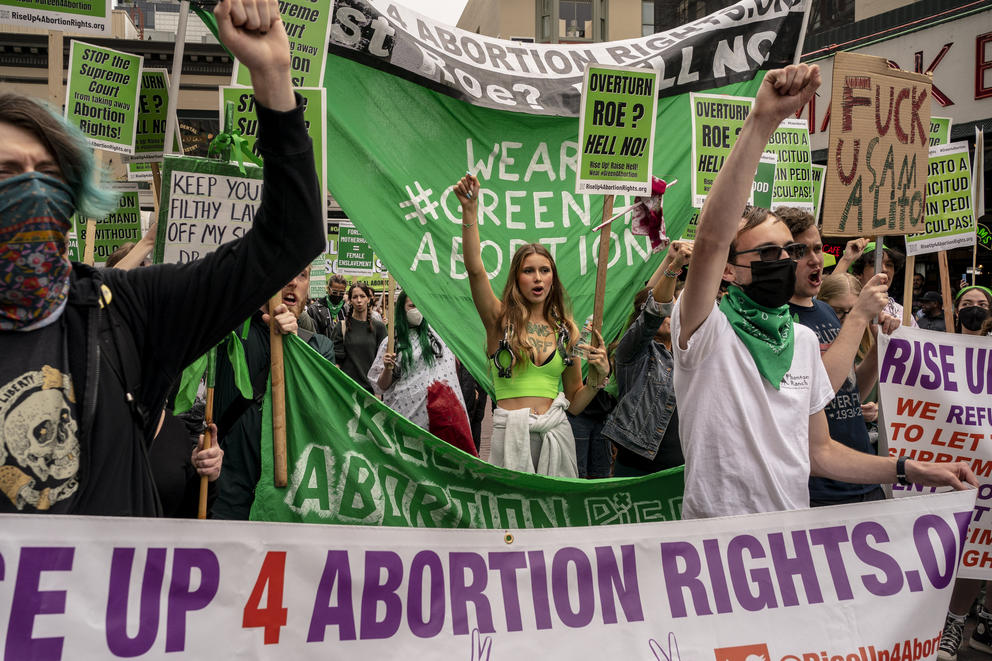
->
[0, 0, 323, 516]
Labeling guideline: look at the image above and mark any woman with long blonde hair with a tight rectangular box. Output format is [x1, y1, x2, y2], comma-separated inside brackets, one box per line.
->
[453, 174, 610, 477]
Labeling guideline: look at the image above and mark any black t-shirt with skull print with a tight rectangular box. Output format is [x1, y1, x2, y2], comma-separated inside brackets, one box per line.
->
[0, 316, 80, 512]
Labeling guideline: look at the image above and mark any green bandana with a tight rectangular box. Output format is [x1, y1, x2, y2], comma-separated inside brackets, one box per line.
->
[718, 285, 795, 389]
[325, 296, 345, 319]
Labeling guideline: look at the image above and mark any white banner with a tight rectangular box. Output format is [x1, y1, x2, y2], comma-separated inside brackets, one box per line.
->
[0, 491, 976, 659]
[879, 327, 992, 579]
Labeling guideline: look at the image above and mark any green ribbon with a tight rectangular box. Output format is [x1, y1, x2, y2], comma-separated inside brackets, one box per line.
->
[208, 101, 263, 175]
[174, 330, 253, 414]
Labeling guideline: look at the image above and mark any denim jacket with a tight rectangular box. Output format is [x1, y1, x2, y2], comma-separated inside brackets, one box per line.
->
[602, 293, 678, 460]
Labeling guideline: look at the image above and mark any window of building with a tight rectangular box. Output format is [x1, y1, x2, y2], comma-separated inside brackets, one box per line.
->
[560, 0, 593, 40]
[809, 0, 855, 33]
[642, 0, 654, 36]
[536, 0, 607, 43]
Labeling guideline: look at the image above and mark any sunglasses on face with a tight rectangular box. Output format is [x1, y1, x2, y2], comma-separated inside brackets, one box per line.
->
[731, 242, 807, 263]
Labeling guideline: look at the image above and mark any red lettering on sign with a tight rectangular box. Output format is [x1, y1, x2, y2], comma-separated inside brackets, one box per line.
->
[915, 44, 953, 106]
[978, 32, 992, 100]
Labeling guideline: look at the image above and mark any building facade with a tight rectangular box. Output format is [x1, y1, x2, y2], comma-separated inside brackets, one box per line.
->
[457, 0, 653, 43]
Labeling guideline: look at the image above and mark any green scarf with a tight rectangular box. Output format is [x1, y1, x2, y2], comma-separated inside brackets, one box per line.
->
[718, 286, 795, 390]
[325, 296, 345, 319]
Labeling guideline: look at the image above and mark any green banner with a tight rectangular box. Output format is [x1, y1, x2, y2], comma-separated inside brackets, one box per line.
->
[930, 117, 952, 147]
[65, 41, 142, 154]
[689, 93, 753, 208]
[768, 117, 812, 212]
[74, 182, 141, 264]
[906, 141, 976, 256]
[811, 163, 826, 224]
[253, 335, 684, 526]
[577, 64, 658, 196]
[126, 69, 182, 164]
[322, 54, 764, 391]
[231, 0, 332, 89]
[0, 0, 110, 35]
[754, 152, 776, 209]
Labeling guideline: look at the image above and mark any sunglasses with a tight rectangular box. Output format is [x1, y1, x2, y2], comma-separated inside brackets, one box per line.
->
[731, 242, 806, 264]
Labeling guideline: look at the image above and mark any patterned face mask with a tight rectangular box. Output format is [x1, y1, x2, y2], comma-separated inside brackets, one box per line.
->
[0, 172, 75, 330]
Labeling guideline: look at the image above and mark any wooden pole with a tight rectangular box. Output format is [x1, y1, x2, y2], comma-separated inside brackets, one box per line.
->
[269, 293, 288, 487]
[590, 195, 614, 345]
[873, 236, 884, 325]
[902, 256, 915, 327]
[386, 274, 397, 354]
[197, 346, 216, 519]
[48, 31, 64, 110]
[937, 251, 955, 332]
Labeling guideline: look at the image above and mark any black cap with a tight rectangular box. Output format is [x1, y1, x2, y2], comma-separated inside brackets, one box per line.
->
[921, 291, 942, 304]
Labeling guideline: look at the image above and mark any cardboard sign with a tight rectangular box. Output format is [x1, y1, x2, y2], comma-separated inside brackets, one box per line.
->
[929, 117, 952, 146]
[65, 41, 142, 154]
[905, 141, 975, 256]
[822, 52, 932, 236]
[768, 118, 813, 212]
[690, 93, 753, 208]
[154, 156, 263, 264]
[811, 164, 826, 224]
[0, 0, 111, 35]
[577, 64, 658, 196]
[74, 182, 142, 264]
[126, 69, 183, 164]
[231, 0, 332, 89]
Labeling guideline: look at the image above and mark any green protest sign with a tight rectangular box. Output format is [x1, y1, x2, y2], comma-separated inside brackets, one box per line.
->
[336, 221, 375, 276]
[66, 217, 82, 262]
[577, 64, 658, 196]
[0, 0, 111, 35]
[308, 256, 328, 298]
[154, 156, 263, 264]
[219, 85, 327, 221]
[253, 334, 685, 527]
[978, 224, 992, 253]
[231, 0, 332, 89]
[682, 208, 701, 242]
[126, 69, 183, 164]
[74, 182, 142, 264]
[753, 152, 776, 209]
[905, 141, 975, 257]
[65, 41, 142, 154]
[930, 117, 952, 147]
[768, 117, 813, 211]
[811, 164, 826, 224]
[690, 93, 753, 208]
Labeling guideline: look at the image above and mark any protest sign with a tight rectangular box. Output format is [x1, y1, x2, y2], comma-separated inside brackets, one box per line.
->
[822, 52, 932, 236]
[753, 151, 776, 209]
[0, 488, 975, 659]
[308, 257, 328, 298]
[335, 222, 375, 277]
[191, 0, 809, 391]
[978, 223, 992, 253]
[219, 86, 328, 221]
[0, 0, 110, 34]
[153, 156, 262, 264]
[126, 69, 183, 164]
[930, 117, 952, 146]
[231, 0, 331, 89]
[65, 41, 142, 154]
[74, 182, 142, 264]
[811, 163, 826, 223]
[905, 141, 975, 256]
[768, 117, 813, 211]
[690, 93, 753, 208]
[577, 64, 658, 196]
[878, 328, 992, 579]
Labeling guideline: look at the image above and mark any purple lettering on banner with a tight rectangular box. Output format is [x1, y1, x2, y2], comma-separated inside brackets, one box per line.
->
[809, 526, 855, 600]
[488, 551, 527, 632]
[913, 515, 958, 589]
[702, 539, 733, 614]
[307, 550, 356, 642]
[551, 547, 594, 628]
[768, 531, 824, 607]
[659, 541, 712, 618]
[851, 522, 903, 596]
[964, 347, 991, 395]
[165, 548, 219, 653]
[727, 535, 777, 611]
[449, 552, 495, 636]
[920, 342, 943, 390]
[594, 545, 643, 624]
[105, 547, 167, 657]
[4, 546, 74, 661]
[879, 338, 912, 384]
[526, 550, 553, 630]
[406, 551, 445, 638]
[938, 345, 959, 392]
[359, 551, 403, 639]
[0, 550, 4, 581]
[953, 510, 974, 565]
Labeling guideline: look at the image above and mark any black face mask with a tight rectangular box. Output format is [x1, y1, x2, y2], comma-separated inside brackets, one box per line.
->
[959, 306, 990, 331]
[328, 293, 344, 305]
[741, 258, 796, 309]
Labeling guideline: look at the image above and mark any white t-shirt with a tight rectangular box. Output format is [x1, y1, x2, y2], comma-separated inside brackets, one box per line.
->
[672, 300, 834, 519]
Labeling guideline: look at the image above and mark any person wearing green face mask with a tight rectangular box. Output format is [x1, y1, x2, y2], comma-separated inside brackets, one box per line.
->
[668, 63, 977, 520]
[308, 273, 348, 337]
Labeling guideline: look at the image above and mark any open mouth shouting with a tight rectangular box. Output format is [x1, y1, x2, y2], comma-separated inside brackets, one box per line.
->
[282, 290, 299, 312]
[807, 268, 822, 289]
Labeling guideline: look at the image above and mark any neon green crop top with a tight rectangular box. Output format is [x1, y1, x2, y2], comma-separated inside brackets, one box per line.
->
[490, 350, 565, 400]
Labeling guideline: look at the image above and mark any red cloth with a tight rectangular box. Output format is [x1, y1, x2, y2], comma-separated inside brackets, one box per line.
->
[427, 381, 478, 457]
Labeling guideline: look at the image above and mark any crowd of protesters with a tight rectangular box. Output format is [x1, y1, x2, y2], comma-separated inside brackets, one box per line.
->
[1, 4, 991, 652]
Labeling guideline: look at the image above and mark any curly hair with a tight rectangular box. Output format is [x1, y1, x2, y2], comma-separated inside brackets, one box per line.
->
[496, 243, 578, 365]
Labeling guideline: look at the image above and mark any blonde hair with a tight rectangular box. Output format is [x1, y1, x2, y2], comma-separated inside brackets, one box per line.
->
[818, 273, 873, 362]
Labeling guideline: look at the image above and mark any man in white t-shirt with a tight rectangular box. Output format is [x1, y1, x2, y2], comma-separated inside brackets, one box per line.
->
[669, 63, 976, 520]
